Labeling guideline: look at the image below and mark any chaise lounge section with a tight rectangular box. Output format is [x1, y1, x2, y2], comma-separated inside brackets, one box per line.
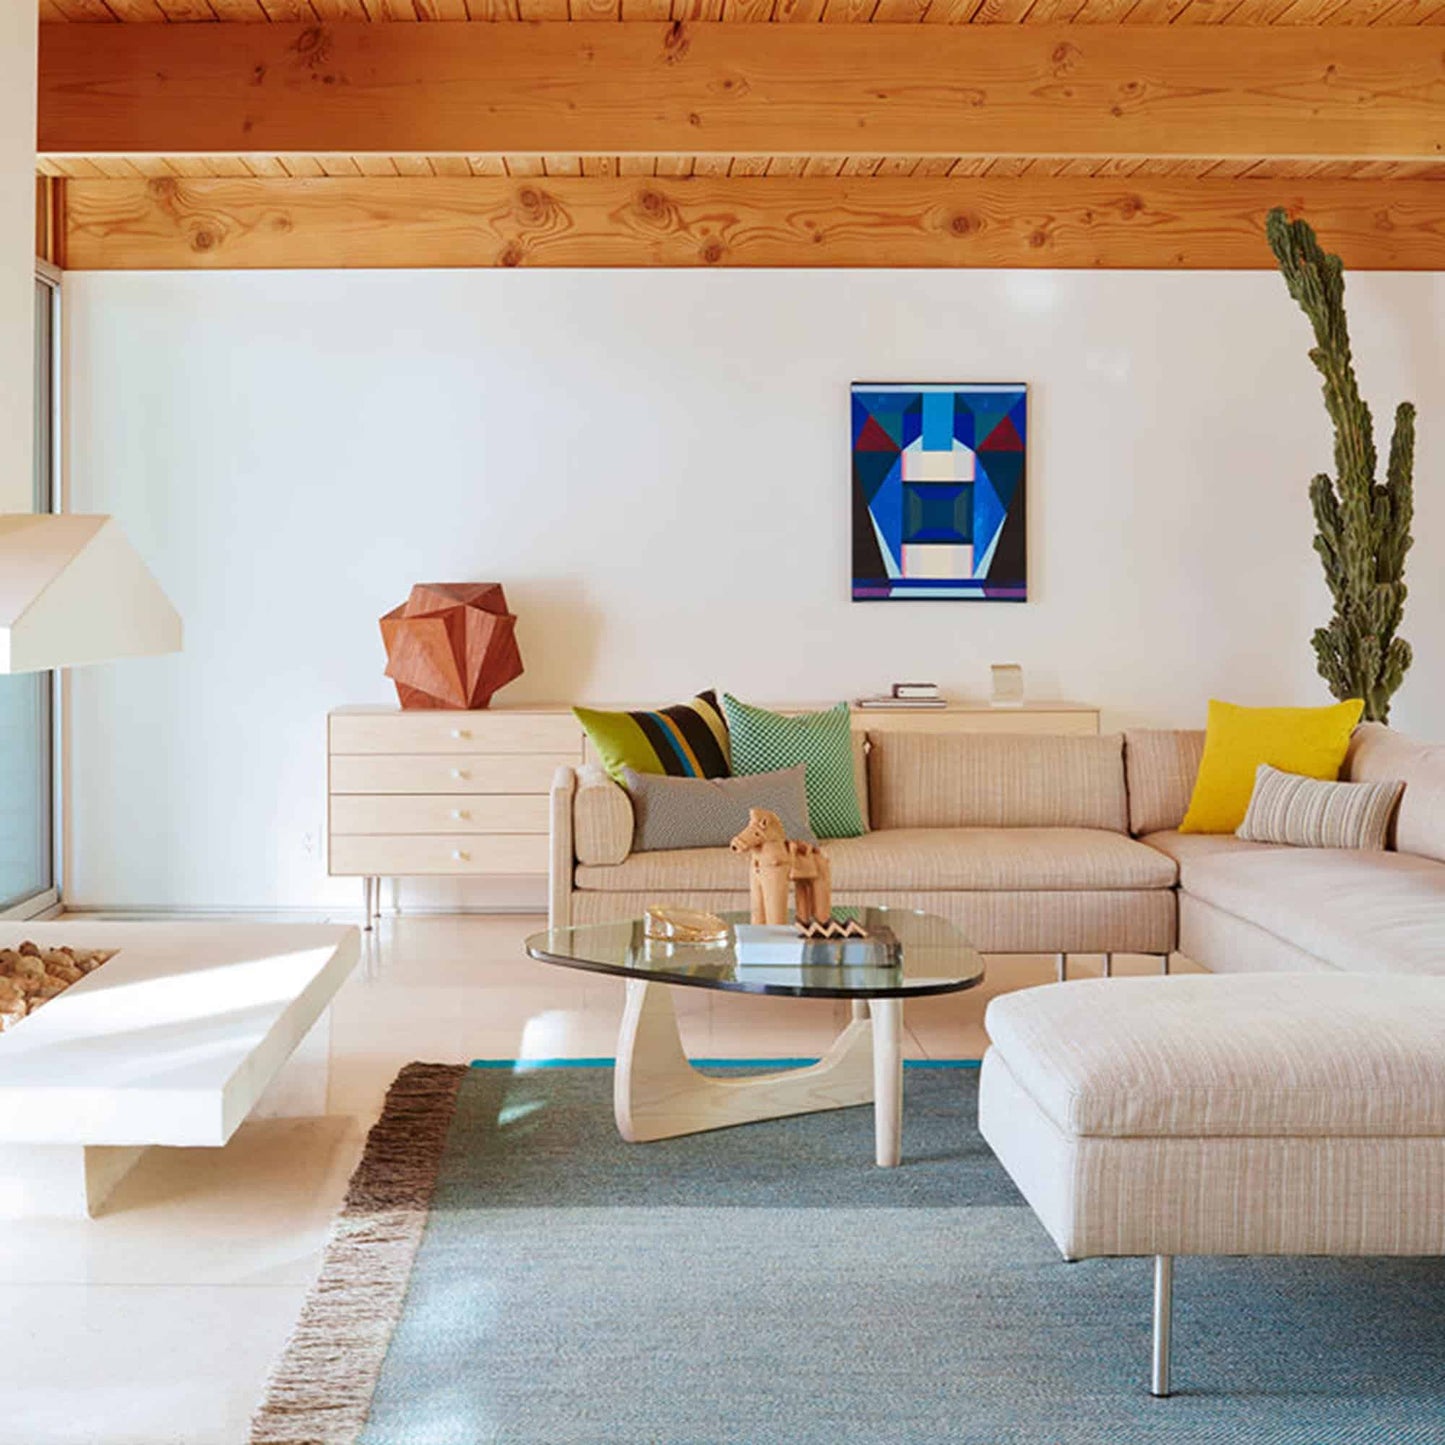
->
[980, 972, 1445, 1395]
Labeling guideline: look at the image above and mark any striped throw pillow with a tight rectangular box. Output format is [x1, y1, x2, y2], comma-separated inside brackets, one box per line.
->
[574, 691, 731, 785]
[1236, 764, 1403, 851]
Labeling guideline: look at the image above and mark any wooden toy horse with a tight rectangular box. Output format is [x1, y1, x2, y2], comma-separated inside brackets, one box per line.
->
[728, 808, 834, 927]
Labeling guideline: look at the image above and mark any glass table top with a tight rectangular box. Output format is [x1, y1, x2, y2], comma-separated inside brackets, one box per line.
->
[525, 907, 985, 999]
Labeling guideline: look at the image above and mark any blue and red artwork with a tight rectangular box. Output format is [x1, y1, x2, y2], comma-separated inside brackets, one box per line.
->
[851, 383, 1027, 602]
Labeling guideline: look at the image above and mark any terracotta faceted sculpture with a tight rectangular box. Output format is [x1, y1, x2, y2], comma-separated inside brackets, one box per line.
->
[379, 583, 523, 710]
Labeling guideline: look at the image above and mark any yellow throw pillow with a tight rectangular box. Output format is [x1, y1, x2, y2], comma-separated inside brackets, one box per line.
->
[1179, 698, 1365, 834]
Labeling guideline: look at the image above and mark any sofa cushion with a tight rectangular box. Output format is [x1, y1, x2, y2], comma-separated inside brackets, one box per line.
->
[1346, 722, 1445, 864]
[1124, 728, 1204, 835]
[866, 732, 1128, 833]
[576, 826, 1178, 894]
[1146, 829, 1445, 976]
[985, 973, 1445, 1138]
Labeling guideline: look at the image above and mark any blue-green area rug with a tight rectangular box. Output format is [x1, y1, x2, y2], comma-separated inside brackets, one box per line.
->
[251, 1062, 1445, 1445]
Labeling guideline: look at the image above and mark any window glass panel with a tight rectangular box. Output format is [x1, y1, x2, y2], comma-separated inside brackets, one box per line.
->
[0, 276, 57, 910]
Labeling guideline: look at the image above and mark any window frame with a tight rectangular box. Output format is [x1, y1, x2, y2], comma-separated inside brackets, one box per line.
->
[2, 261, 63, 921]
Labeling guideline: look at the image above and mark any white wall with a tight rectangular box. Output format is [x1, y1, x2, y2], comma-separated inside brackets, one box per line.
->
[64, 268, 1445, 910]
[0, 0, 36, 513]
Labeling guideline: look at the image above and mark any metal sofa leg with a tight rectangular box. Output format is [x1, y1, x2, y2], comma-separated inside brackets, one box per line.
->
[1102, 953, 1113, 978]
[1160, 953, 1171, 976]
[1152, 1255, 1173, 1398]
[1056, 953, 1067, 983]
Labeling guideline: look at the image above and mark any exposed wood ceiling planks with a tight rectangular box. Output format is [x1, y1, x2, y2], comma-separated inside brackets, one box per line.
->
[36, 5, 1445, 271]
[36, 155, 1445, 180]
[39, 22, 1445, 159]
[35, 0, 1445, 17]
[61, 174, 1445, 268]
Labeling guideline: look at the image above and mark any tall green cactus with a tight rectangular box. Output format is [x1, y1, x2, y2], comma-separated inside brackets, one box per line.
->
[1265, 207, 1414, 724]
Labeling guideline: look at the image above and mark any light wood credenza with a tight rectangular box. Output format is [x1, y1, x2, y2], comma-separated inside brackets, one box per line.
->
[328, 701, 1099, 925]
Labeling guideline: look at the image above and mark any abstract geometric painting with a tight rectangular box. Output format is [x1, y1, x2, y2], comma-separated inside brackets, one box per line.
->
[851, 383, 1028, 601]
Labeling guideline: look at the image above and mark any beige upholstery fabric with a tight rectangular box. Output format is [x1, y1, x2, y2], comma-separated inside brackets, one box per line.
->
[576, 826, 1176, 894]
[1149, 831, 1445, 976]
[1346, 722, 1445, 863]
[1124, 729, 1205, 836]
[986, 974, 1445, 1138]
[852, 730, 870, 833]
[572, 765, 632, 867]
[979, 1048, 1445, 1260]
[573, 886, 1175, 953]
[1144, 828, 1282, 881]
[549, 765, 576, 930]
[1179, 893, 1332, 974]
[867, 732, 1128, 832]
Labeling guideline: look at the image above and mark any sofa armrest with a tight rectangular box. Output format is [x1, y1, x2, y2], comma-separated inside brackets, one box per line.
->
[549, 765, 578, 931]
[574, 764, 634, 867]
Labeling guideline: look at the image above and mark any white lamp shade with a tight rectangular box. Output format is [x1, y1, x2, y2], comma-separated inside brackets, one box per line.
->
[0, 514, 182, 673]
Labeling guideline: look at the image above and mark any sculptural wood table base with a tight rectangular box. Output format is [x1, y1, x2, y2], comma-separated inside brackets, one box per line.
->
[614, 980, 905, 1167]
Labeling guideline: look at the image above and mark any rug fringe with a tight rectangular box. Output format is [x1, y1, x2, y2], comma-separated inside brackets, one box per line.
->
[249, 1061, 469, 1445]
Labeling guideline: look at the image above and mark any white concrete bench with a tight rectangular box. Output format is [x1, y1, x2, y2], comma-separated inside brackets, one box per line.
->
[0, 921, 359, 1217]
[979, 973, 1445, 1396]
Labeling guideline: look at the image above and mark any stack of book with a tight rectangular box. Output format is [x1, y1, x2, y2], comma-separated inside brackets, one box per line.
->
[854, 682, 947, 711]
[734, 924, 901, 969]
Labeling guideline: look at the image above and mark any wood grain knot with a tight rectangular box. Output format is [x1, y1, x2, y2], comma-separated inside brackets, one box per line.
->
[291, 26, 332, 70]
[663, 21, 690, 64]
[190, 228, 217, 253]
[700, 238, 726, 264]
[500, 242, 524, 267]
[637, 189, 667, 217]
[516, 187, 545, 218]
[1028, 229, 1049, 249]
[949, 212, 978, 237]
[147, 177, 178, 200]
[1119, 194, 1143, 218]
[1050, 42, 1081, 71]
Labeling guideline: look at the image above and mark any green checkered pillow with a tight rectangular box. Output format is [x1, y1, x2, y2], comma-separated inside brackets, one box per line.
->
[722, 695, 866, 839]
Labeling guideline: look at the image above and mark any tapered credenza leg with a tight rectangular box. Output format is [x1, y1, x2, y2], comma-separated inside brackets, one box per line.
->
[869, 997, 903, 1168]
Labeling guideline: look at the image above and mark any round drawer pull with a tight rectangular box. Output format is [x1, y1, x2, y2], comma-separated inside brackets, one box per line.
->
[451, 728, 471, 741]
[451, 809, 469, 821]
[450, 768, 469, 780]
[452, 849, 470, 862]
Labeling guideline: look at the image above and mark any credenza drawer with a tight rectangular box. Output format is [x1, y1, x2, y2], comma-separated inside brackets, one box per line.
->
[330, 833, 552, 877]
[329, 753, 575, 795]
[329, 794, 550, 836]
[329, 710, 581, 756]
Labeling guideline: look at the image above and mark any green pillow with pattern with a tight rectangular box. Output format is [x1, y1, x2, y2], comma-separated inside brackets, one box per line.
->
[722, 695, 865, 839]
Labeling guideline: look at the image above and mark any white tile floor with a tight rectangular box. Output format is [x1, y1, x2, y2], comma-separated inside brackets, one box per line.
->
[0, 912, 1186, 1445]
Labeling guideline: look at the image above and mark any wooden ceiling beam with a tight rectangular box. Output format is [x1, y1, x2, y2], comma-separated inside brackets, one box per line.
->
[38, 21, 1445, 161]
[60, 174, 1445, 269]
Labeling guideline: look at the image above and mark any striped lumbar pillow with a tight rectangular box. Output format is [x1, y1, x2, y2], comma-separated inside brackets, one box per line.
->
[722, 695, 866, 839]
[1235, 763, 1403, 850]
[574, 691, 731, 784]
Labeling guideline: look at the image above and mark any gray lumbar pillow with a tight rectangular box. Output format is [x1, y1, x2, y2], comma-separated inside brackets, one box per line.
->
[622, 765, 817, 853]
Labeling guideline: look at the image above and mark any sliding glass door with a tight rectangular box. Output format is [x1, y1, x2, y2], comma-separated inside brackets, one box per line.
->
[0, 273, 58, 914]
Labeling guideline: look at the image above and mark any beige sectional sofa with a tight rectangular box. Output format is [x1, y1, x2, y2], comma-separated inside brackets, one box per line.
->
[551, 720, 1445, 976]
[1128, 722, 1445, 975]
